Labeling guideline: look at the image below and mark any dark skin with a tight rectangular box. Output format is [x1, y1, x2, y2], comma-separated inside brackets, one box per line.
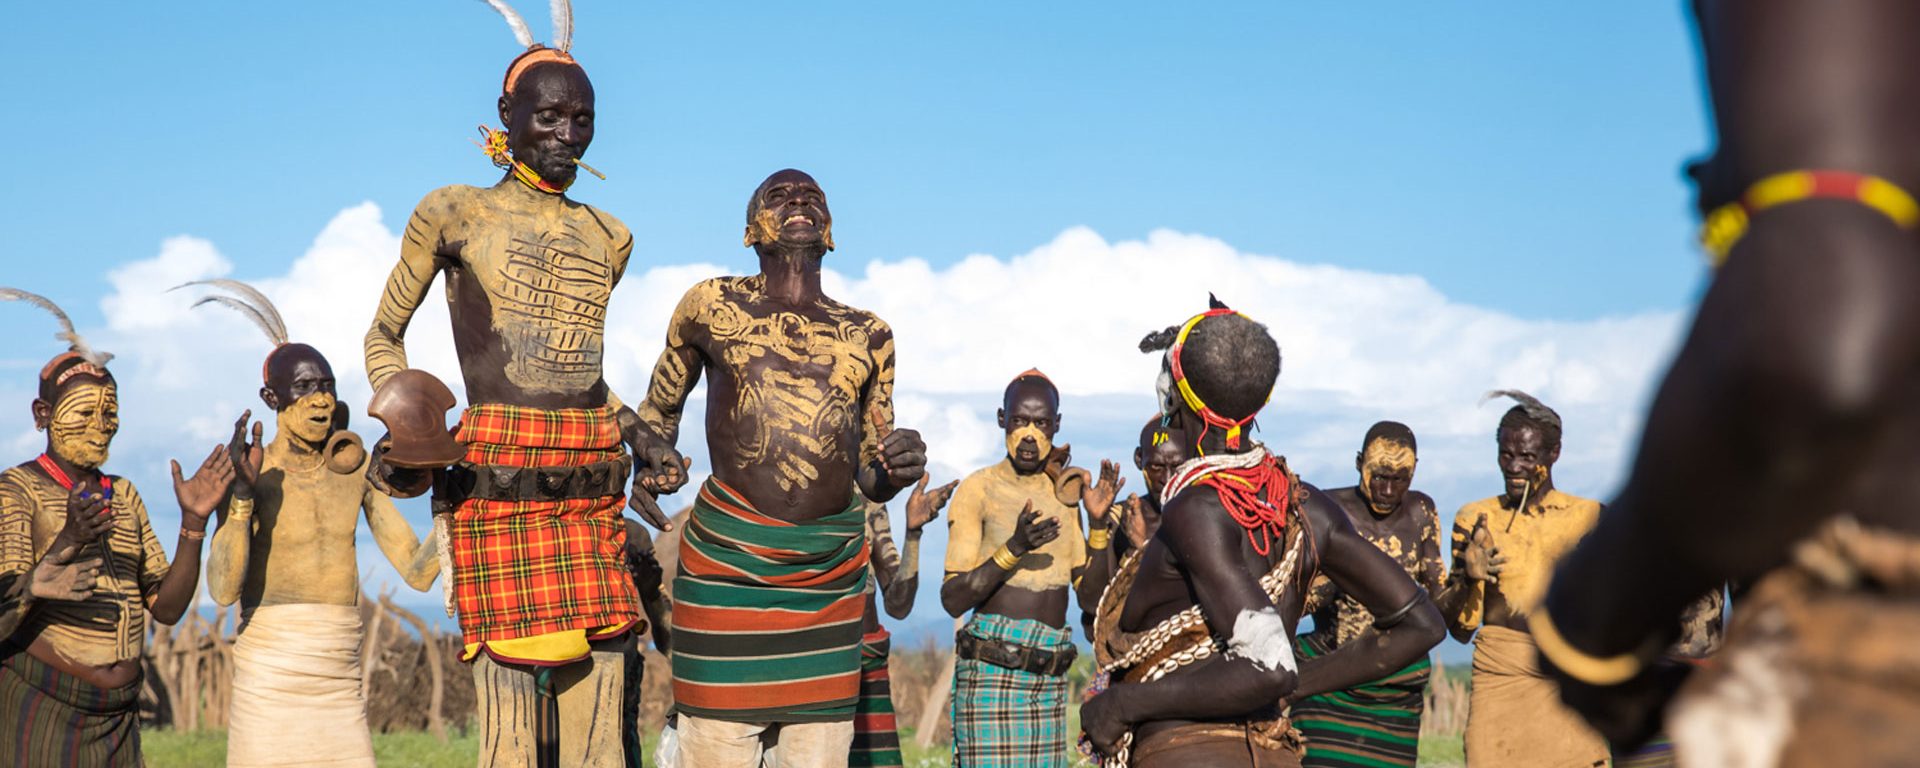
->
[635, 170, 927, 519]
[1322, 472, 1443, 601]
[367, 62, 681, 529]
[234, 347, 336, 496]
[1081, 400, 1444, 759]
[1079, 419, 1184, 631]
[1543, 0, 1920, 746]
[449, 63, 605, 410]
[940, 381, 1118, 628]
[23, 375, 233, 688]
[863, 476, 956, 634]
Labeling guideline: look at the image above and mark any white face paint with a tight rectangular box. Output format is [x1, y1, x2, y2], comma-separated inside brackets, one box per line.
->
[1226, 606, 1296, 674]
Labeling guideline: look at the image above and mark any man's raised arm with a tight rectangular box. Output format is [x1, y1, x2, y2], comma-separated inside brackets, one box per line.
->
[364, 193, 452, 391]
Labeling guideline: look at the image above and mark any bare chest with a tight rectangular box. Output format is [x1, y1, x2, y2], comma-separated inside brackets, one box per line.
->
[253, 464, 365, 540]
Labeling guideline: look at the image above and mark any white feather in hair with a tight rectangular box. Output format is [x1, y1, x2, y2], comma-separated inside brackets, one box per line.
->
[550, 0, 573, 52]
[481, 0, 537, 48]
[190, 296, 289, 347]
[173, 279, 287, 343]
[0, 287, 113, 366]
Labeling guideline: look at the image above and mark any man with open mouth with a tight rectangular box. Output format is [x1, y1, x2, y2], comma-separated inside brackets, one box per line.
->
[941, 368, 1123, 768]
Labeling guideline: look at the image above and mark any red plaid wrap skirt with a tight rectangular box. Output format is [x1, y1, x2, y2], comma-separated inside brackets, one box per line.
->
[450, 403, 640, 644]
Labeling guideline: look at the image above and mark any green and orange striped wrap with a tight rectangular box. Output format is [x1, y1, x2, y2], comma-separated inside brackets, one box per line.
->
[670, 478, 870, 723]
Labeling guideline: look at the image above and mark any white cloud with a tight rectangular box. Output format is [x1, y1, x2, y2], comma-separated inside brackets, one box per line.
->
[0, 205, 1685, 631]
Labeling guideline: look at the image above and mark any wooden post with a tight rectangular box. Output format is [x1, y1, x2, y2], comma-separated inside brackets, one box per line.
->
[915, 616, 962, 748]
[361, 590, 390, 701]
[381, 597, 448, 743]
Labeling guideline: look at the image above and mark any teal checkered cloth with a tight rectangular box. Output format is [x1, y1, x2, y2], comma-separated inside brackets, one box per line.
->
[950, 612, 1072, 768]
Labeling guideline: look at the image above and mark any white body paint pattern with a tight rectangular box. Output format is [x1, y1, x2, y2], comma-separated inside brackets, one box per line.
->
[1227, 606, 1296, 674]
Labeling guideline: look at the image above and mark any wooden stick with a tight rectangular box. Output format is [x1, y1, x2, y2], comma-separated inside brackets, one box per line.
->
[381, 597, 448, 743]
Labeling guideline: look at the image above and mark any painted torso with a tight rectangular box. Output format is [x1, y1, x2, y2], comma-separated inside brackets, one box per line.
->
[375, 183, 633, 408]
[1449, 489, 1601, 632]
[238, 439, 375, 609]
[1306, 488, 1443, 647]
[656, 276, 891, 519]
[945, 459, 1086, 594]
[0, 467, 167, 666]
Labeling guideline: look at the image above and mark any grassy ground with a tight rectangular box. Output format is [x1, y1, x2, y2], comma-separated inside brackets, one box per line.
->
[145, 724, 1464, 767]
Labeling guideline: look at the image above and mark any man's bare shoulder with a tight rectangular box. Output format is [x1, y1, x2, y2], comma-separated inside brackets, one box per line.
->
[0, 465, 41, 501]
[572, 200, 632, 247]
[817, 296, 891, 338]
[413, 184, 483, 215]
[955, 463, 1005, 495]
[672, 277, 753, 321]
[1456, 496, 1503, 527]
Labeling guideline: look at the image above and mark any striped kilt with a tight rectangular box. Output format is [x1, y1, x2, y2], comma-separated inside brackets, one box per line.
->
[950, 613, 1071, 768]
[0, 652, 141, 767]
[451, 404, 641, 645]
[1291, 633, 1429, 768]
[850, 628, 904, 768]
[671, 479, 870, 723]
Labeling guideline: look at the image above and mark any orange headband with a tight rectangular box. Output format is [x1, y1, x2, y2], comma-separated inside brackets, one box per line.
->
[503, 47, 580, 95]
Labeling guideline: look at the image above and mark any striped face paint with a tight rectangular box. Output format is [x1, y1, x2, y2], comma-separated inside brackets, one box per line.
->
[49, 381, 118, 469]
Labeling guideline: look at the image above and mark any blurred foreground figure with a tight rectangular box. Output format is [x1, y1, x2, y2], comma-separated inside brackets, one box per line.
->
[1539, 2, 1920, 766]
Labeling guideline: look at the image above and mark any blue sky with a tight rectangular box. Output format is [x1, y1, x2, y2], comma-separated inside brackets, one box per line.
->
[4, 2, 1708, 321]
[1, 3, 1712, 645]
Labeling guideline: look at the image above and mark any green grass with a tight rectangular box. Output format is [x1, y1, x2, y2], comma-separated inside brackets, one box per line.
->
[142, 729, 484, 768]
[146, 726, 1463, 767]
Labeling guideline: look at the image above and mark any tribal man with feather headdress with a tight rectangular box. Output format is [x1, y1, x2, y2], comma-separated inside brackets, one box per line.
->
[362, 2, 682, 765]
[0, 288, 237, 767]
[182, 280, 441, 768]
[1439, 390, 1609, 767]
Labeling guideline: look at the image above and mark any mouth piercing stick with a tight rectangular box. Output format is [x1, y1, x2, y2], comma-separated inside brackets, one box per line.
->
[573, 158, 606, 180]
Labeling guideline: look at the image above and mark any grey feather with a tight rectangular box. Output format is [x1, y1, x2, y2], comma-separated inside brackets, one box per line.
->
[172, 279, 287, 343]
[480, 0, 537, 48]
[191, 296, 287, 347]
[1481, 389, 1561, 428]
[549, 0, 573, 52]
[0, 287, 113, 366]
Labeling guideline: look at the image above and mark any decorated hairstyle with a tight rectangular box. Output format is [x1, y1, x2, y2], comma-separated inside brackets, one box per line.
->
[1141, 295, 1280, 451]
[1, 288, 115, 401]
[1002, 368, 1060, 411]
[481, 0, 583, 97]
[1483, 389, 1563, 449]
[1362, 420, 1417, 453]
[172, 280, 296, 383]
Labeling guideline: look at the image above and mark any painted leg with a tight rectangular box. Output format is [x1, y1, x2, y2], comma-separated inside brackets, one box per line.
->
[678, 715, 771, 768]
[555, 639, 629, 768]
[766, 719, 856, 768]
[473, 654, 544, 768]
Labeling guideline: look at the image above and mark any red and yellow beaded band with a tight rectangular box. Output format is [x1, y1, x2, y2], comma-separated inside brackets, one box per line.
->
[1701, 170, 1920, 267]
[1168, 308, 1269, 452]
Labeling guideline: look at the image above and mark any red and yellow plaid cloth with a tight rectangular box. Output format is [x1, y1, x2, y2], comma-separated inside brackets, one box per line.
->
[450, 403, 639, 645]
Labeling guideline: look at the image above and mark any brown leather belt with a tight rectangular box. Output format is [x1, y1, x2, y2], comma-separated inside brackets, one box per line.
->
[955, 630, 1078, 677]
[436, 456, 633, 503]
